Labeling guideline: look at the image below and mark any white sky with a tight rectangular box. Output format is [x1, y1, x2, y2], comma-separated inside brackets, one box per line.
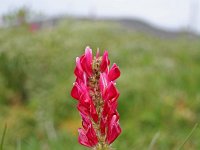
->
[0, 0, 200, 32]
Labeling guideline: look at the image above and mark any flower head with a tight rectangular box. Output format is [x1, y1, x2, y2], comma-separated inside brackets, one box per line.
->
[71, 47, 121, 149]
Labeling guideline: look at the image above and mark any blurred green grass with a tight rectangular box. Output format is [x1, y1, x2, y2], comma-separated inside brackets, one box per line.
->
[0, 19, 200, 150]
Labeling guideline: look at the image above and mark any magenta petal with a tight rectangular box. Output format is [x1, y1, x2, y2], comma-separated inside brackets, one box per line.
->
[96, 48, 100, 58]
[80, 95, 90, 105]
[102, 100, 109, 118]
[77, 103, 89, 116]
[79, 84, 90, 103]
[100, 117, 106, 135]
[104, 82, 119, 101]
[81, 114, 91, 130]
[86, 124, 98, 146]
[102, 100, 118, 119]
[108, 63, 120, 81]
[100, 51, 110, 72]
[110, 101, 118, 113]
[75, 77, 81, 84]
[80, 56, 87, 73]
[85, 47, 93, 76]
[76, 73, 87, 85]
[78, 128, 93, 147]
[90, 101, 99, 123]
[71, 83, 81, 100]
[78, 124, 98, 147]
[80, 56, 92, 77]
[106, 115, 121, 144]
[107, 110, 119, 123]
[83, 73, 87, 85]
[85, 47, 92, 62]
[99, 73, 108, 94]
[74, 57, 84, 79]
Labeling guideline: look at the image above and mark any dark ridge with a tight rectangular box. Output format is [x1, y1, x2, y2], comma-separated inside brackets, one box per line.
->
[2, 14, 199, 39]
[109, 18, 199, 39]
[73, 17, 200, 39]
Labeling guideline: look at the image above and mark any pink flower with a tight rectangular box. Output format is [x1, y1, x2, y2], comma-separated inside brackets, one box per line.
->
[78, 125, 98, 147]
[71, 47, 121, 149]
[108, 63, 120, 81]
[100, 51, 110, 72]
[107, 114, 121, 144]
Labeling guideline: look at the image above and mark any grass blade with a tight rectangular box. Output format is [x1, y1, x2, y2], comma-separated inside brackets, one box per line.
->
[0, 123, 7, 150]
[148, 131, 160, 150]
[177, 123, 199, 150]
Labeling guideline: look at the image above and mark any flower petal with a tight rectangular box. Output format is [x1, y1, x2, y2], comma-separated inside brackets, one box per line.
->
[74, 57, 84, 79]
[100, 51, 110, 72]
[108, 63, 120, 81]
[71, 82, 81, 100]
[99, 73, 108, 94]
[77, 102, 89, 117]
[90, 100, 99, 123]
[102, 100, 118, 118]
[106, 114, 121, 144]
[104, 82, 119, 102]
[100, 117, 106, 135]
[78, 128, 93, 147]
[80, 47, 93, 76]
[96, 48, 100, 58]
[81, 113, 91, 130]
[86, 124, 98, 146]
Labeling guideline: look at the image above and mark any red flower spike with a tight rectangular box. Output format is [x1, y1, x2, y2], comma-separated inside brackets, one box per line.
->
[71, 47, 121, 149]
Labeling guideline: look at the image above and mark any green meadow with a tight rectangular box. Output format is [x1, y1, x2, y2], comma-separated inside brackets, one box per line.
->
[0, 19, 200, 150]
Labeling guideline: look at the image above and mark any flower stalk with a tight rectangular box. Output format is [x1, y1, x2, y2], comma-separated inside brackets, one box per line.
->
[71, 47, 121, 149]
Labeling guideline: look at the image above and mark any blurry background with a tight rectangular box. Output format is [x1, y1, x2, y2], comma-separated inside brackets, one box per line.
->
[0, 0, 200, 150]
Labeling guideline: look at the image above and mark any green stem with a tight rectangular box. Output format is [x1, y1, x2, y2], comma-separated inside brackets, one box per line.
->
[94, 144, 111, 150]
[0, 124, 7, 150]
[177, 123, 199, 150]
[148, 131, 160, 150]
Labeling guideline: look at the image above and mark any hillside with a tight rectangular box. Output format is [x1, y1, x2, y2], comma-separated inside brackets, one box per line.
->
[0, 19, 200, 150]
